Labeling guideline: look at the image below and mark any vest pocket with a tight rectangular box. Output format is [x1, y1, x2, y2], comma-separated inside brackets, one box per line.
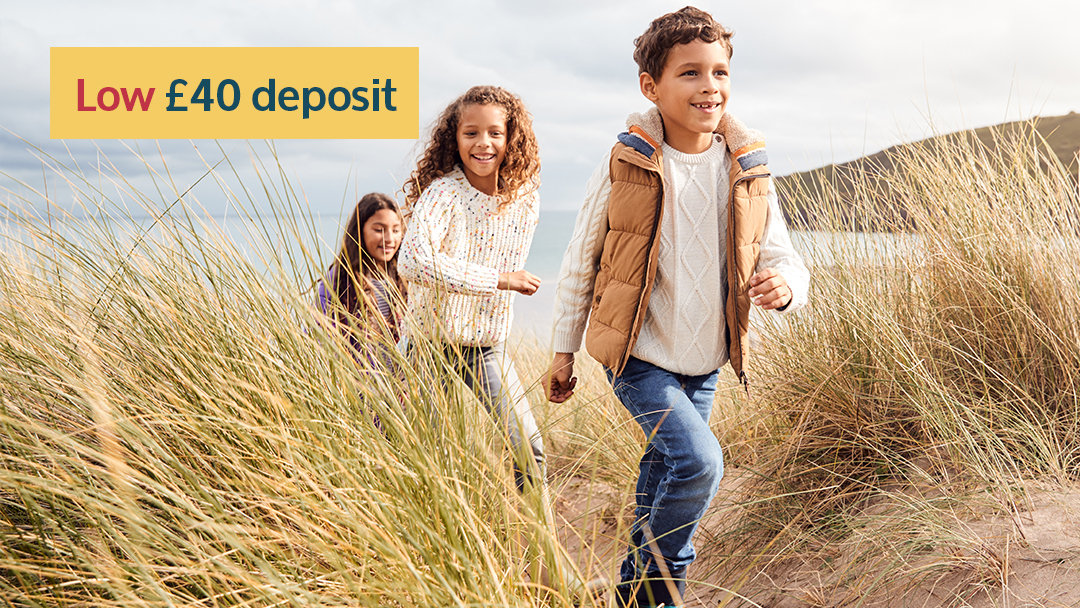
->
[591, 269, 610, 313]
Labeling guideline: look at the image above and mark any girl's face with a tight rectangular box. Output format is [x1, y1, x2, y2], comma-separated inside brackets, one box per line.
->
[362, 208, 403, 266]
[455, 103, 507, 195]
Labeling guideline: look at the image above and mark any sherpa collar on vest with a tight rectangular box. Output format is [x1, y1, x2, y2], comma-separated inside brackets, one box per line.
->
[617, 107, 769, 171]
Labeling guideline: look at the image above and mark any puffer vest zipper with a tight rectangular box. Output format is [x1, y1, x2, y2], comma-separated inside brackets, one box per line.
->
[585, 128, 771, 380]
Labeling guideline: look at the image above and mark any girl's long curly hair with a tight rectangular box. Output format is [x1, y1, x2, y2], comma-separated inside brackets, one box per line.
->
[403, 85, 540, 213]
[331, 192, 407, 339]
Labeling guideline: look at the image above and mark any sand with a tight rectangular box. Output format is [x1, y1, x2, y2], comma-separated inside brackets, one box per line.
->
[553, 471, 1080, 607]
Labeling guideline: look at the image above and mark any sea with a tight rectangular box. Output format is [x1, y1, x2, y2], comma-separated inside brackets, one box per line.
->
[513, 209, 577, 341]
[7, 208, 896, 343]
[2, 208, 579, 341]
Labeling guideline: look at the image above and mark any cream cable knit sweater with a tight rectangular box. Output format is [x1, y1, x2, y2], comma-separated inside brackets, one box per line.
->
[551, 109, 810, 376]
[399, 166, 539, 346]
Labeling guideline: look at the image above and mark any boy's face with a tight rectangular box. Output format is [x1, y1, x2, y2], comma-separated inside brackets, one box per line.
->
[640, 39, 731, 154]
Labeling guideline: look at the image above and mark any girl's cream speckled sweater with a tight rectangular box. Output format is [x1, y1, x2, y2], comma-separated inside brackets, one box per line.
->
[399, 166, 539, 346]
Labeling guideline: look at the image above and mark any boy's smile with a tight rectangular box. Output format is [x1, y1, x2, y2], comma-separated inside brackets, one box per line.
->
[640, 39, 731, 154]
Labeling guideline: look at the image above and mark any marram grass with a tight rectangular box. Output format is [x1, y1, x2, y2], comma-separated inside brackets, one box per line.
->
[706, 121, 1080, 605]
[2, 124, 1078, 608]
[0, 143, 605, 607]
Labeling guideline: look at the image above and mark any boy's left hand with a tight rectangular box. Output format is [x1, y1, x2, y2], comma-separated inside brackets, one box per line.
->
[749, 268, 792, 310]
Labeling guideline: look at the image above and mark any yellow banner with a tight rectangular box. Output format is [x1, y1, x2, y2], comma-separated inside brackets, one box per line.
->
[50, 47, 418, 139]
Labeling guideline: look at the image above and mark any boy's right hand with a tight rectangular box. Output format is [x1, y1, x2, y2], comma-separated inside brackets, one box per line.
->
[546, 352, 577, 403]
[498, 270, 541, 295]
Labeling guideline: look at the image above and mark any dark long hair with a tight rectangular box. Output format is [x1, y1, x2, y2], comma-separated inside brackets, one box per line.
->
[330, 193, 407, 335]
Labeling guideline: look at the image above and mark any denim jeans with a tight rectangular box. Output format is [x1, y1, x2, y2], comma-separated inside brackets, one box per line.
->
[452, 343, 546, 491]
[606, 356, 723, 602]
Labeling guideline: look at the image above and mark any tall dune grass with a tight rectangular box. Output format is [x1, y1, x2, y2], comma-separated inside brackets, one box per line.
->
[0, 144, 606, 607]
[708, 122, 1080, 605]
[2, 121, 1077, 607]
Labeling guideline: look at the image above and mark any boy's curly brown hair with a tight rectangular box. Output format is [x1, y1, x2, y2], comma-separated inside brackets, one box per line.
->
[402, 85, 540, 213]
[634, 6, 734, 80]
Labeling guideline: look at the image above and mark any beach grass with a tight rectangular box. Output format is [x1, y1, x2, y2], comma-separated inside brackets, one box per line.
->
[0, 142, 609, 607]
[700, 122, 1080, 606]
[1, 121, 1078, 607]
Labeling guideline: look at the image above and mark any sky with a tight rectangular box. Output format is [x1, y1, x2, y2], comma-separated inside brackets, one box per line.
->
[1, 0, 1078, 218]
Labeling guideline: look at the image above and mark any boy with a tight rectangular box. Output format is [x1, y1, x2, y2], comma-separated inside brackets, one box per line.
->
[546, 7, 809, 607]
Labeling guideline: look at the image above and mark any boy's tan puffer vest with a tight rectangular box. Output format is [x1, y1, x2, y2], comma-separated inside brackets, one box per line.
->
[584, 119, 772, 382]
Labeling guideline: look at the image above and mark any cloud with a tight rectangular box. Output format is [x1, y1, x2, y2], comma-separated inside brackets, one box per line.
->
[1, 0, 1078, 214]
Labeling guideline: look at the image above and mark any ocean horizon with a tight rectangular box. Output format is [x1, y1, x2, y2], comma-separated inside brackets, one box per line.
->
[2, 207, 578, 342]
[7, 208, 871, 345]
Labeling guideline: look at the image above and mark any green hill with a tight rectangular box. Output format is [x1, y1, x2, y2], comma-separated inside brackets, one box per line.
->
[777, 111, 1080, 230]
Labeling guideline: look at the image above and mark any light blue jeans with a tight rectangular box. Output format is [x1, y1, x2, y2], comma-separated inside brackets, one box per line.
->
[452, 343, 546, 491]
[606, 356, 724, 595]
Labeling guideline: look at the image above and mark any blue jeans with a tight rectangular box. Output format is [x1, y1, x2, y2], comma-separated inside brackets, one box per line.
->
[606, 356, 724, 597]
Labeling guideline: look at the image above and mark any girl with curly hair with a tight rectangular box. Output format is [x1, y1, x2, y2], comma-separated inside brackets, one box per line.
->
[400, 85, 606, 600]
[398, 85, 545, 489]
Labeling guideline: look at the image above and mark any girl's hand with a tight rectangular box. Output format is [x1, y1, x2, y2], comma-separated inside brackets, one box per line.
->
[749, 267, 792, 310]
[498, 270, 541, 295]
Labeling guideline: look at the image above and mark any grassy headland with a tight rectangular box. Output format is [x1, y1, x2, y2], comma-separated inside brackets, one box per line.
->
[778, 112, 1080, 230]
